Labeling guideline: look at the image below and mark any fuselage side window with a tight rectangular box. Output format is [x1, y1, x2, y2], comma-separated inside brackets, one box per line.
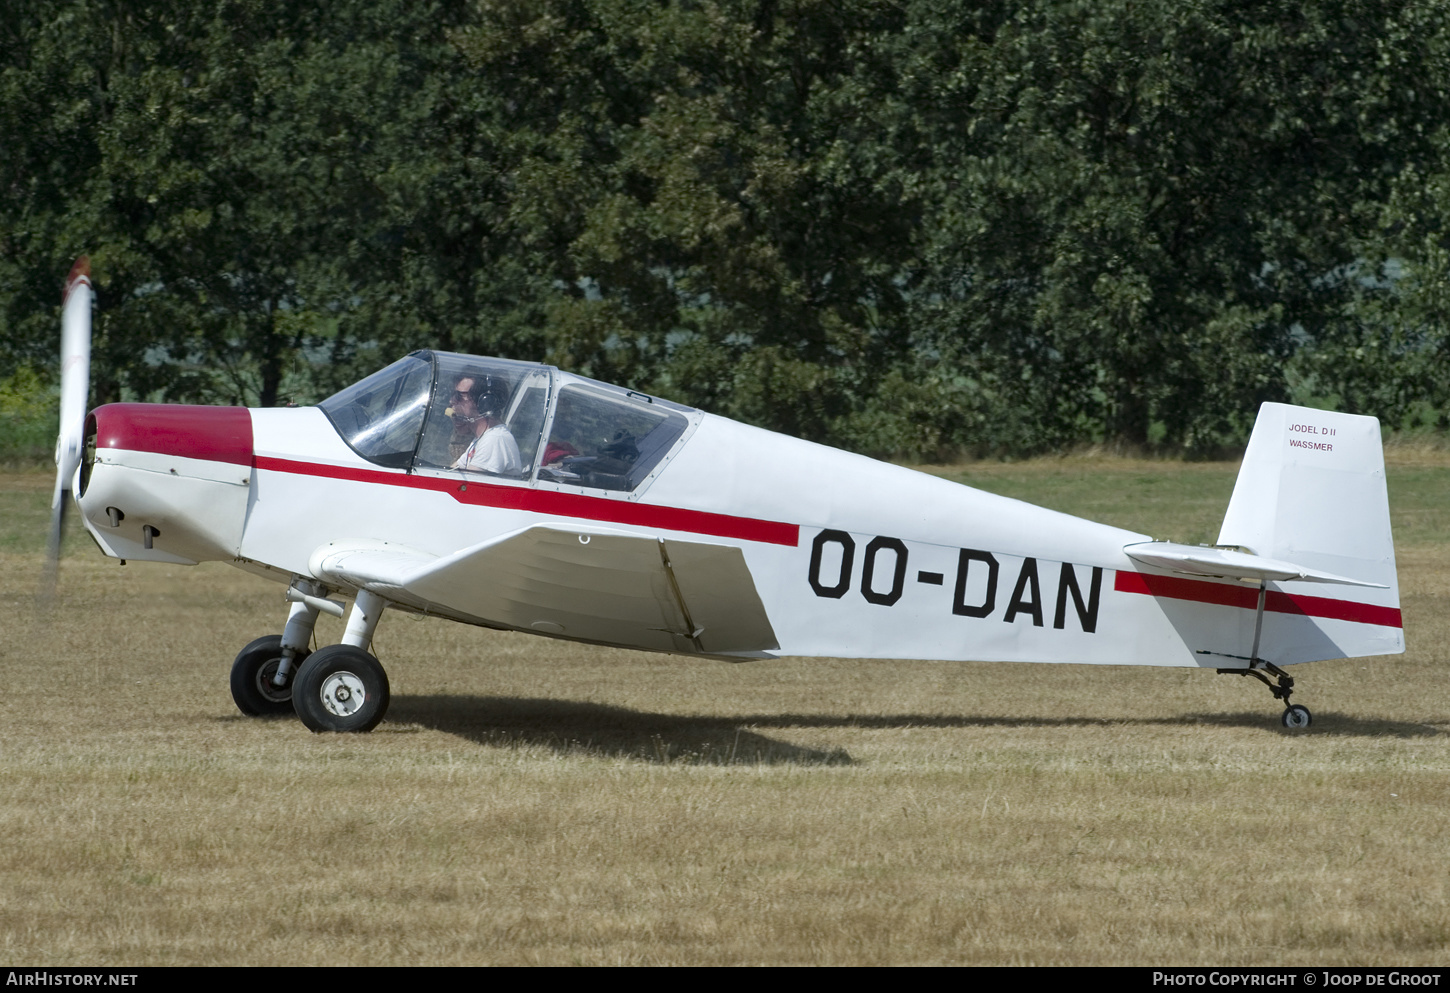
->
[414, 354, 550, 479]
[505, 369, 552, 471]
[538, 385, 689, 492]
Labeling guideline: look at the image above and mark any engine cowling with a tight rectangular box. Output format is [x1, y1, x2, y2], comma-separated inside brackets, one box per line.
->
[78, 404, 255, 564]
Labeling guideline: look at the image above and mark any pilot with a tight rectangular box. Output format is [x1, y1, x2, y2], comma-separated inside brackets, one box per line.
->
[449, 373, 522, 475]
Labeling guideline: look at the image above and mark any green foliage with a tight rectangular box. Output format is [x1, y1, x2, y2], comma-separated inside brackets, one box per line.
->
[0, 367, 58, 467]
[4, 0, 1450, 455]
[1297, 5, 1450, 431]
[2, 0, 516, 406]
[899, 0, 1442, 453]
[452, 0, 919, 442]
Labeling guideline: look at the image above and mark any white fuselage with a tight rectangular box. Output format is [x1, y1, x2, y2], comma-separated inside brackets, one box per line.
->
[79, 398, 1404, 670]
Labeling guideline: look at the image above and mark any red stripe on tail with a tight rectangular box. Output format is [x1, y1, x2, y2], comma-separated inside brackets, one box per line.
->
[1115, 570, 1401, 628]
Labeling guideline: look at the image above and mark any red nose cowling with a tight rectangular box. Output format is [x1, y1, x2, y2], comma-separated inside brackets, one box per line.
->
[89, 403, 254, 465]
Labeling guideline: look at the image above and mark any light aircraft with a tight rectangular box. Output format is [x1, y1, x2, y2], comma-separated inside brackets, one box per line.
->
[47, 259, 1403, 732]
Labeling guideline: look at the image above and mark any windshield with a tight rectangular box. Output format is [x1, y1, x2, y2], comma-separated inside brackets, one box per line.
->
[318, 353, 434, 468]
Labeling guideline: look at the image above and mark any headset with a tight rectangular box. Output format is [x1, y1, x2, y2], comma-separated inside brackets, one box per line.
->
[450, 372, 510, 424]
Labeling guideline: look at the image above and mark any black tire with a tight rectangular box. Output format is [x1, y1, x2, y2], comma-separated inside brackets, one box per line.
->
[230, 635, 308, 716]
[1281, 704, 1312, 729]
[292, 644, 390, 733]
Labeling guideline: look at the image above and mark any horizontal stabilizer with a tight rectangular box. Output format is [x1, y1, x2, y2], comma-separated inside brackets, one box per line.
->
[1123, 541, 1387, 587]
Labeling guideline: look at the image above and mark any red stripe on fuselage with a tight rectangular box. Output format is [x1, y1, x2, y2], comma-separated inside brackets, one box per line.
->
[92, 403, 254, 466]
[252, 456, 801, 547]
[1114, 570, 1402, 628]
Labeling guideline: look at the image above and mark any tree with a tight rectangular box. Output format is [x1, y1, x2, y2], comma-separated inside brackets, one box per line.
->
[1, 0, 503, 406]
[901, 0, 1441, 452]
[1296, 1, 1450, 427]
[455, 0, 919, 442]
[5, 0, 1447, 455]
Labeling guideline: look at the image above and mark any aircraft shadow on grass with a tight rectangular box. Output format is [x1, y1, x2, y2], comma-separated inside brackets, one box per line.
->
[378, 696, 1440, 764]
[728, 710, 1442, 738]
[385, 695, 855, 765]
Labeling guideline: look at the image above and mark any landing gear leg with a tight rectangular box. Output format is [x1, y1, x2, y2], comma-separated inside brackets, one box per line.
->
[292, 589, 391, 733]
[229, 580, 337, 716]
[274, 596, 321, 682]
[1210, 580, 1312, 729]
[339, 588, 385, 651]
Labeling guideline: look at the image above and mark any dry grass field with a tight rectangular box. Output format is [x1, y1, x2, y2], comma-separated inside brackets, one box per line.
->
[1, 453, 1448, 966]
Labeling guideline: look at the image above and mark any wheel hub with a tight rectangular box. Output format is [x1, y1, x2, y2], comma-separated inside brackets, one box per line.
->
[1282, 704, 1312, 729]
[254, 659, 291, 703]
[320, 671, 367, 717]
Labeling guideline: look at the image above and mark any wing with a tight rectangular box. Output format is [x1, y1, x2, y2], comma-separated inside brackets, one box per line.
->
[310, 525, 779, 657]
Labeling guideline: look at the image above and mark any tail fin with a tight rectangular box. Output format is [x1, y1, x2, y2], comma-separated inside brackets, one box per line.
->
[1218, 403, 1396, 586]
[1216, 402, 1402, 660]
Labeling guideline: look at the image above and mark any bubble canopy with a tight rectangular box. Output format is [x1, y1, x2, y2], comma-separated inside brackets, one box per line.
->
[318, 350, 695, 493]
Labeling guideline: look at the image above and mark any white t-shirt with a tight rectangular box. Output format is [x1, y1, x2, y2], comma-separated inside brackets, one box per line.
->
[453, 423, 522, 475]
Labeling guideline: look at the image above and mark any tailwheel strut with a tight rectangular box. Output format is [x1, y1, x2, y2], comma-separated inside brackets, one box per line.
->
[1203, 580, 1313, 729]
[1233, 659, 1295, 704]
[1214, 662, 1312, 729]
[1218, 655, 1299, 701]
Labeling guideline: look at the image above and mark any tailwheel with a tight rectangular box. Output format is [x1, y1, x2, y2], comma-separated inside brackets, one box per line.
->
[1216, 659, 1311, 729]
[230, 635, 308, 716]
[1281, 704, 1312, 730]
[292, 644, 390, 733]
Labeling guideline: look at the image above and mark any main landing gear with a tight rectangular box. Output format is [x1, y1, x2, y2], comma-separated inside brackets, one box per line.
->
[229, 580, 392, 733]
[230, 635, 309, 715]
[292, 644, 390, 733]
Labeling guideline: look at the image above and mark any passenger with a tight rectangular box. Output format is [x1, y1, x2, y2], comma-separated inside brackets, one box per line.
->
[449, 373, 522, 475]
[541, 439, 580, 466]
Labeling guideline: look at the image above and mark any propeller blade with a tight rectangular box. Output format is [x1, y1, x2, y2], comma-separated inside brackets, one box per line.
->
[41, 257, 93, 595]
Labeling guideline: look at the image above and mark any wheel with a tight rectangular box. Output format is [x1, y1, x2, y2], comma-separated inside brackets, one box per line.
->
[291, 644, 390, 733]
[230, 635, 308, 716]
[1281, 704, 1312, 729]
